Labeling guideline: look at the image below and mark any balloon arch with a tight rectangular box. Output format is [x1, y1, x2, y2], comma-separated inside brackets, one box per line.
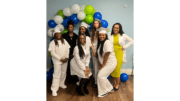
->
[47, 4, 109, 37]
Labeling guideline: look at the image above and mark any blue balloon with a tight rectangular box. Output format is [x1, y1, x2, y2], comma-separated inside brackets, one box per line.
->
[70, 14, 79, 24]
[46, 71, 52, 80]
[48, 20, 57, 28]
[49, 67, 54, 75]
[65, 16, 71, 19]
[120, 73, 129, 82]
[63, 18, 70, 28]
[107, 75, 110, 79]
[101, 20, 108, 28]
[93, 12, 102, 20]
[51, 59, 53, 65]
[89, 23, 93, 30]
[50, 38, 54, 41]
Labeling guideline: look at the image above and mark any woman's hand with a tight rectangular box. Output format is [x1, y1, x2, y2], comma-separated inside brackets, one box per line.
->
[60, 59, 64, 63]
[63, 58, 68, 63]
[70, 55, 74, 59]
[85, 66, 91, 79]
[121, 47, 124, 50]
[93, 52, 97, 57]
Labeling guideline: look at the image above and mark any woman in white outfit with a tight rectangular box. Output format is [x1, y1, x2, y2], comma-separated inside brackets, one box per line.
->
[48, 28, 71, 96]
[78, 22, 91, 48]
[90, 19, 102, 88]
[70, 34, 92, 96]
[96, 27, 117, 97]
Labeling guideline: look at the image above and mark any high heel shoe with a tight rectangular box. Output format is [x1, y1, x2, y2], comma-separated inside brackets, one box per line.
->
[113, 87, 119, 91]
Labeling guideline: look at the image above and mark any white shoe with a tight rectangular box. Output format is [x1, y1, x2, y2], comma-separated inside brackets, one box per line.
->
[52, 92, 57, 96]
[76, 81, 79, 86]
[59, 84, 67, 89]
[108, 89, 114, 93]
[98, 93, 108, 98]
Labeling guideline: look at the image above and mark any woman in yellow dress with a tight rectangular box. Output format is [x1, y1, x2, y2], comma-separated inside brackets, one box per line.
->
[109, 23, 133, 91]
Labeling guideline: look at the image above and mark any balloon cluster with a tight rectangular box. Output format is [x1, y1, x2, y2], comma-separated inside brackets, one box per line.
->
[47, 4, 109, 37]
[47, 57, 54, 80]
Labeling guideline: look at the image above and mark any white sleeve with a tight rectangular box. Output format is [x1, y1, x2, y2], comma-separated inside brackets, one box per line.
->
[65, 40, 71, 58]
[87, 37, 92, 48]
[104, 40, 113, 53]
[123, 34, 134, 49]
[85, 49, 91, 67]
[73, 47, 86, 70]
[48, 41, 61, 60]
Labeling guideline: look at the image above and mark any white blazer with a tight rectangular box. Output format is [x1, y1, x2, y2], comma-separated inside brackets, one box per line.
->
[108, 33, 134, 63]
[48, 39, 70, 64]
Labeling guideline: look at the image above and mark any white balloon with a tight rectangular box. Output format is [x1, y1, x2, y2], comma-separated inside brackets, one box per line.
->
[54, 15, 63, 24]
[63, 8, 72, 16]
[71, 4, 80, 14]
[55, 24, 64, 32]
[47, 28, 54, 37]
[80, 5, 86, 11]
[77, 11, 86, 20]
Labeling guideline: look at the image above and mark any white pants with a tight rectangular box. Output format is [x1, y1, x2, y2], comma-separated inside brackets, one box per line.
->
[51, 62, 67, 92]
[97, 61, 117, 96]
[92, 54, 99, 84]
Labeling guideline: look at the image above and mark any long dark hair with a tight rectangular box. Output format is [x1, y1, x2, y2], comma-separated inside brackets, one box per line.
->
[96, 34, 108, 57]
[91, 20, 102, 43]
[78, 26, 90, 37]
[77, 34, 86, 59]
[111, 23, 124, 36]
[54, 32, 64, 46]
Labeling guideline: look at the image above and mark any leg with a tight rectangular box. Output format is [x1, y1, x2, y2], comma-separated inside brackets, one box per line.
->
[97, 63, 116, 97]
[112, 77, 117, 87]
[92, 55, 98, 87]
[51, 64, 62, 96]
[59, 62, 68, 89]
[115, 77, 120, 89]
[83, 75, 92, 94]
[76, 78, 86, 96]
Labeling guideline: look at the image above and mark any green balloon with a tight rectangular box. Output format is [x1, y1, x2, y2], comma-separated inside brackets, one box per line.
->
[48, 52, 51, 57]
[57, 10, 65, 19]
[92, 8, 95, 16]
[84, 5, 94, 15]
[61, 29, 68, 34]
[84, 15, 94, 24]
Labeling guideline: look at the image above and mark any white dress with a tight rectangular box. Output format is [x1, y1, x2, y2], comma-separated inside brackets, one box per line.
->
[70, 44, 92, 78]
[90, 31, 99, 84]
[48, 39, 71, 92]
[97, 40, 117, 96]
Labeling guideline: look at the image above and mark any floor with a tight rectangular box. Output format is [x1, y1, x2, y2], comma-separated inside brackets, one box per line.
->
[46, 75, 133, 101]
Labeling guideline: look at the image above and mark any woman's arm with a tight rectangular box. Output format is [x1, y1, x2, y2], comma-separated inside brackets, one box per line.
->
[123, 34, 134, 49]
[91, 44, 97, 57]
[100, 52, 110, 69]
[48, 42, 61, 60]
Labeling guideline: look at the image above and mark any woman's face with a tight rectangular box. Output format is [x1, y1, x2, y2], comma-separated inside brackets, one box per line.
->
[80, 26, 86, 34]
[55, 32, 61, 40]
[68, 25, 74, 33]
[93, 21, 99, 29]
[99, 33, 106, 41]
[79, 35, 85, 45]
[113, 24, 120, 34]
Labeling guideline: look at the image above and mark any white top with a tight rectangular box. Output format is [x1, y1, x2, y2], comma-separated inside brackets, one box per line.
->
[97, 40, 116, 65]
[90, 31, 98, 52]
[108, 33, 133, 49]
[73, 44, 91, 70]
[48, 39, 70, 64]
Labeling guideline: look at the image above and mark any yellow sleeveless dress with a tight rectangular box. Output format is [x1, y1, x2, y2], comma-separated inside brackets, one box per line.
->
[111, 34, 123, 77]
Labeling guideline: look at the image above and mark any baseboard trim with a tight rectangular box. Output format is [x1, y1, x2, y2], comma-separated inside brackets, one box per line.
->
[120, 69, 134, 75]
